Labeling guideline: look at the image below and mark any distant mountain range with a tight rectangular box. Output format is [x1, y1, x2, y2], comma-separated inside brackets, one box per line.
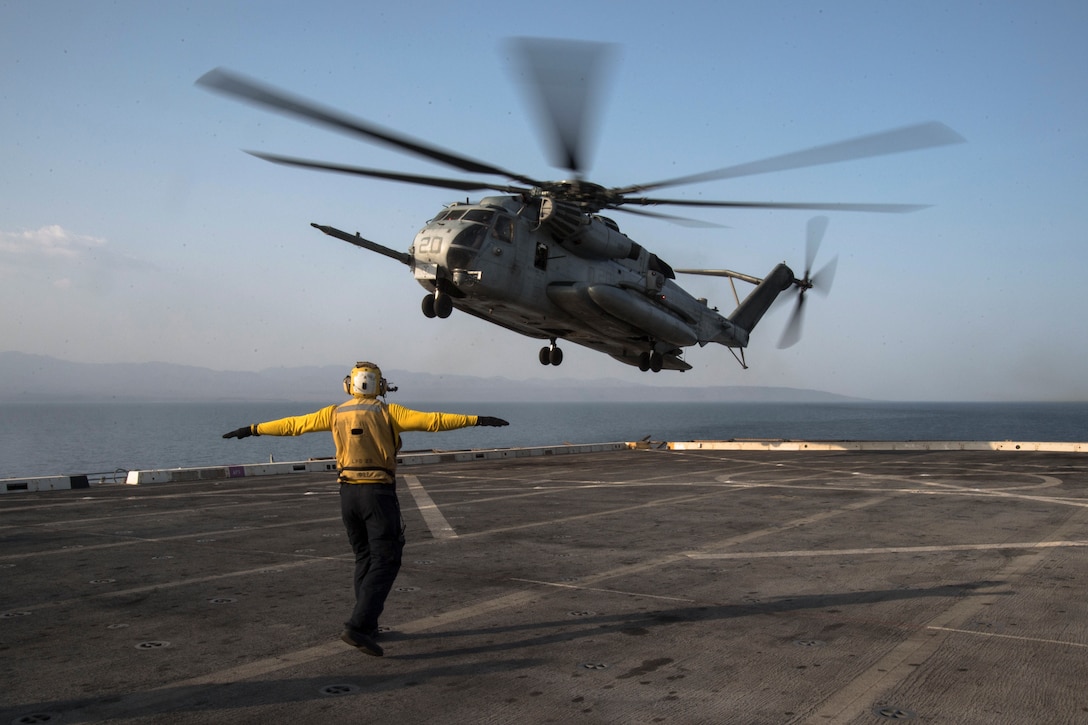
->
[0, 351, 865, 404]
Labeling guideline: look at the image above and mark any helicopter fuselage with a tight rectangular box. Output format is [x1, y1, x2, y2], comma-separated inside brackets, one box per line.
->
[199, 56, 960, 373]
[400, 194, 789, 372]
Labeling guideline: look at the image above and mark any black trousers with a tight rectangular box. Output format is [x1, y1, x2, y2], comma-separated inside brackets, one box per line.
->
[339, 482, 405, 635]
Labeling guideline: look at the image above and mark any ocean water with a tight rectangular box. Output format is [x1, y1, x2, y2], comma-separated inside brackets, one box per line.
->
[1, 400, 1086, 480]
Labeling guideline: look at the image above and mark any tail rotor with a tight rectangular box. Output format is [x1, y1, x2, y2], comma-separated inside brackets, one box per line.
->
[778, 216, 838, 349]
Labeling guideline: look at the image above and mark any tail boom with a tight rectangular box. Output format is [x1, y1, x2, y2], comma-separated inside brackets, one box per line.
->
[727, 263, 795, 335]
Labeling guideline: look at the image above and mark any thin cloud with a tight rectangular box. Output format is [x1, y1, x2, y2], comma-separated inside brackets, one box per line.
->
[0, 225, 106, 259]
[0, 225, 158, 279]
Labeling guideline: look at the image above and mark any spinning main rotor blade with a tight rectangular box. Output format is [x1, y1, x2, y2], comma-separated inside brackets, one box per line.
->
[620, 197, 930, 213]
[616, 122, 965, 196]
[197, 68, 543, 187]
[510, 37, 616, 176]
[247, 151, 527, 193]
[611, 205, 726, 228]
[198, 61, 964, 223]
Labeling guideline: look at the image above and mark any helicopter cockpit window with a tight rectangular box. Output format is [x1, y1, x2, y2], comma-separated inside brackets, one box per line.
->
[447, 208, 495, 255]
[462, 209, 494, 225]
[450, 223, 488, 250]
[440, 209, 467, 221]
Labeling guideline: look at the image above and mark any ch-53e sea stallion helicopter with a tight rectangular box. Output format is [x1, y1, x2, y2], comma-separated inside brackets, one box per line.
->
[198, 39, 963, 373]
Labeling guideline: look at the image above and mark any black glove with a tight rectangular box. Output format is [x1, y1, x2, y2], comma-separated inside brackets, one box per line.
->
[223, 425, 256, 439]
[476, 416, 509, 427]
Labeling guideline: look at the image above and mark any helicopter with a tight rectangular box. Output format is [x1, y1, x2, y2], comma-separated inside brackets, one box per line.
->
[197, 39, 963, 373]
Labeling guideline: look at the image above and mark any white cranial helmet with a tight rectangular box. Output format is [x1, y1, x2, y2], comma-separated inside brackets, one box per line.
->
[343, 361, 386, 398]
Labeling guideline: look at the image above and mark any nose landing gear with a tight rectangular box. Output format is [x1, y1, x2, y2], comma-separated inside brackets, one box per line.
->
[539, 338, 563, 366]
[421, 290, 453, 319]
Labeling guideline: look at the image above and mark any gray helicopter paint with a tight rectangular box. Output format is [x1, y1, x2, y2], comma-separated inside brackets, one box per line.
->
[384, 194, 788, 371]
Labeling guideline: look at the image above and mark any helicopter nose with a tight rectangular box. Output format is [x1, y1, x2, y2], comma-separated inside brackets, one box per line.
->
[413, 229, 449, 264]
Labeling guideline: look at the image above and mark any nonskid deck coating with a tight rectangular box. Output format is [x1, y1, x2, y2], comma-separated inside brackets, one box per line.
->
[2, 447, 1087, 724]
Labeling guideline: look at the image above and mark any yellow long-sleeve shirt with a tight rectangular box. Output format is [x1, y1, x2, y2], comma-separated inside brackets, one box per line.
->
[253, 400, 478, 483]
[254, 402, 478, 438]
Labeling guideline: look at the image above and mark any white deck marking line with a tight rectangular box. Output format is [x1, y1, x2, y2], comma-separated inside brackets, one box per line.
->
[926, 626, 1088, 650]
[687, 540, 1088, 559]
[10, 557, 347, 612]
[454, 491, 727, 540]
[510, 577, 695, 603]
[0, 515, 342, 561]
[402, 474, 457, 539]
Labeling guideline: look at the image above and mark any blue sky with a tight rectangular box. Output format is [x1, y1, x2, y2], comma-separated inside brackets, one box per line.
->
[2, 1, 1085, 401]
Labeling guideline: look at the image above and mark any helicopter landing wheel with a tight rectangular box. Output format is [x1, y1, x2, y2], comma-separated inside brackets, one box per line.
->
[539, 340, 563, 366]
[434, 292, 453, 319]
[421, 294, 436, 318]
[640, 351, 663, 372]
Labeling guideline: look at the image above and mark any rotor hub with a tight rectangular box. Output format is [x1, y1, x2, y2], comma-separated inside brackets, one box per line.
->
[537, 180, 615, 212]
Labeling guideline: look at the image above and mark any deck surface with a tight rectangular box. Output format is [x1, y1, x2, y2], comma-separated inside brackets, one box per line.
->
[2, 447, 1088, 724]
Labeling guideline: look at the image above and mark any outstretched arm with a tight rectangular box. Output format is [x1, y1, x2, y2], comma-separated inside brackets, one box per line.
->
[222, 405, 337, 439]
[387, 403, 509, 432]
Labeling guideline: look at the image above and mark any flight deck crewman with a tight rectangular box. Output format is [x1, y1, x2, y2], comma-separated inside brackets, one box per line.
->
[222, 361, 509, 657]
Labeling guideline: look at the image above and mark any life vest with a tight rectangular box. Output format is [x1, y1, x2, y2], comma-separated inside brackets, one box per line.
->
[331, 398, 398, 483]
